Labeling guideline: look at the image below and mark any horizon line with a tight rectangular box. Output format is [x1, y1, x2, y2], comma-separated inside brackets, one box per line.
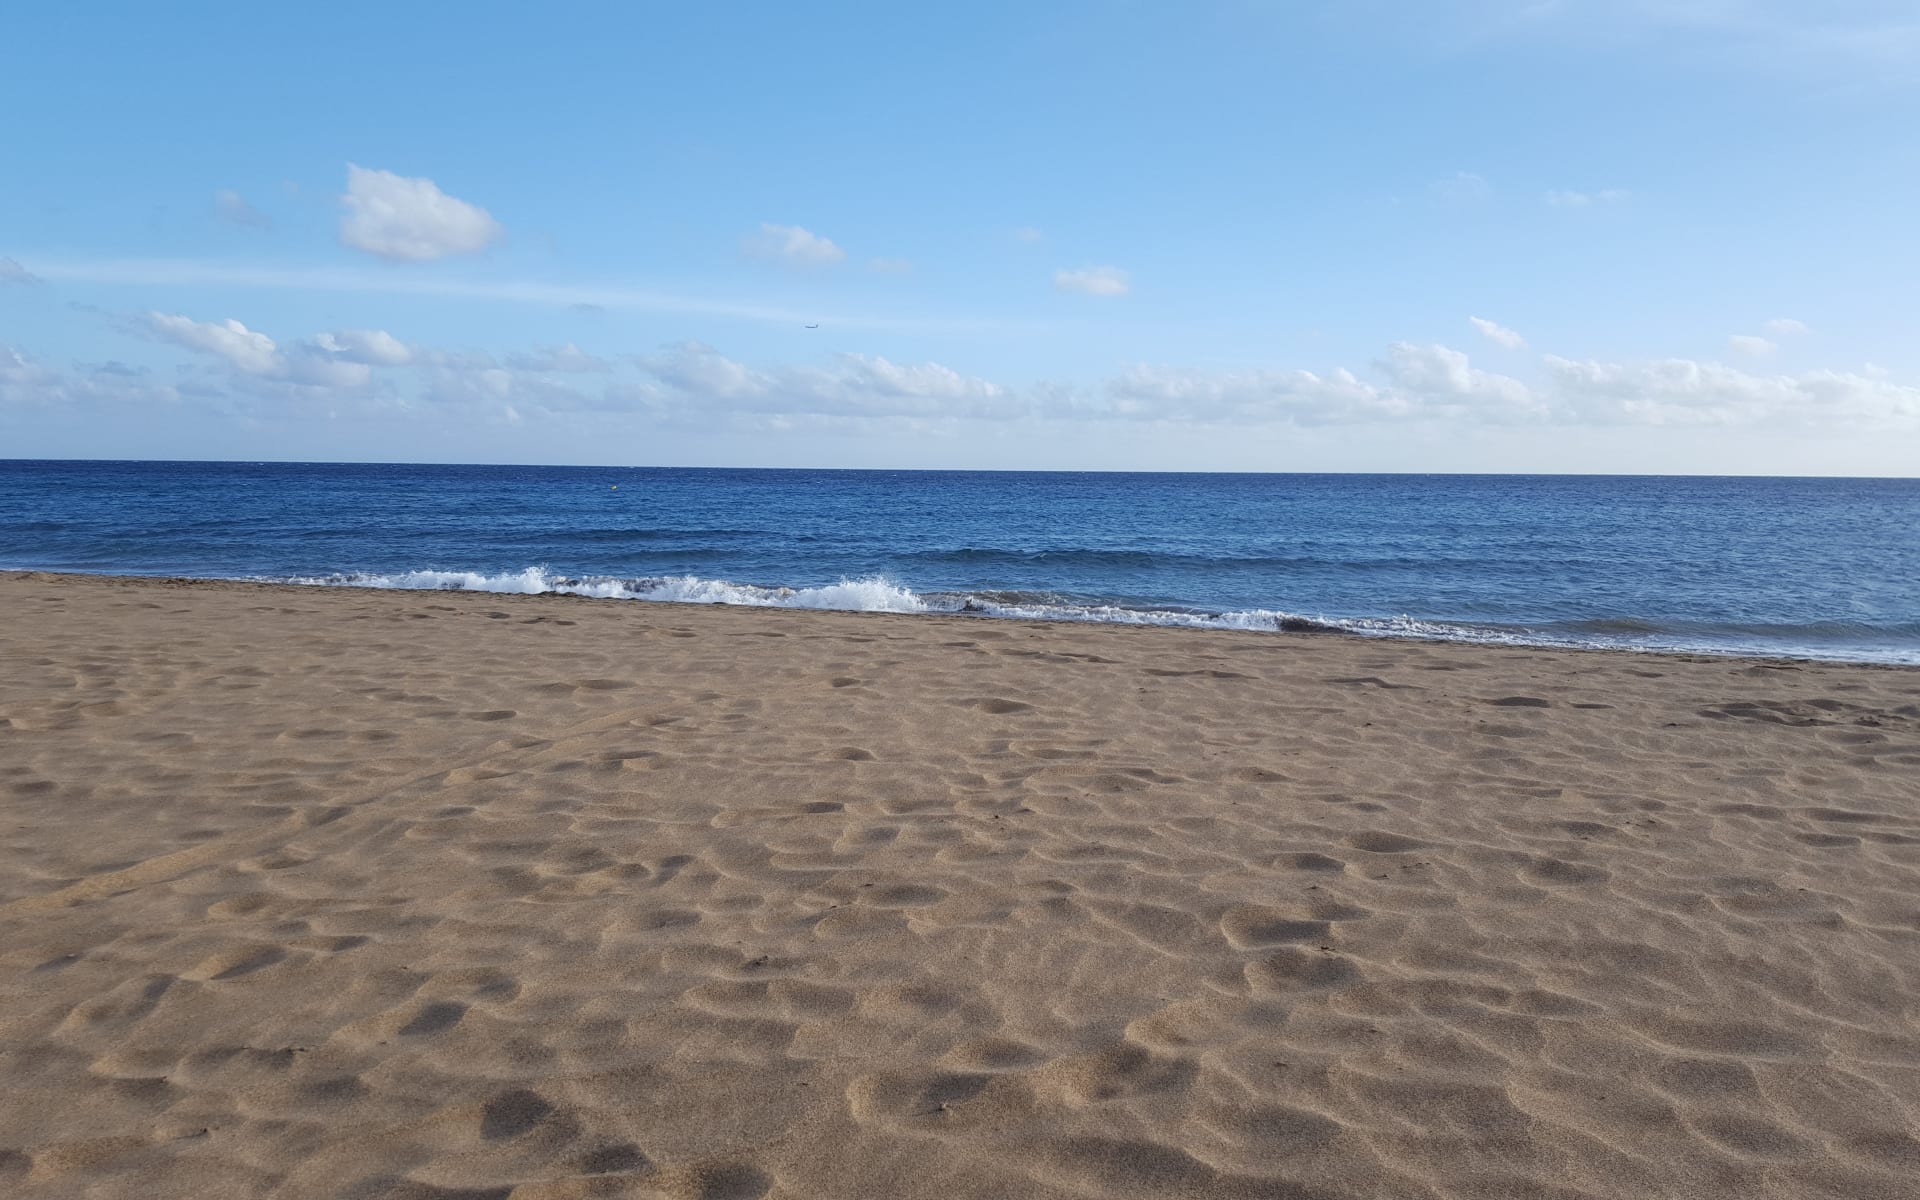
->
[2, 456, 1914, 482]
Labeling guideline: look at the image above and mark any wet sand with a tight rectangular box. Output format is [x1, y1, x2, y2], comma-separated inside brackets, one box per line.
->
[3, 571, 1919, 1199]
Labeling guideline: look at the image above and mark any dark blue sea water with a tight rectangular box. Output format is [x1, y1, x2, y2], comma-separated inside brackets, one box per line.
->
[3, 460, 1917, 663]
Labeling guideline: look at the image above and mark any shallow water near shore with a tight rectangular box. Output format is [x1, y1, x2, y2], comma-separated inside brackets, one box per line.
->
[3, 459, 1916, 662]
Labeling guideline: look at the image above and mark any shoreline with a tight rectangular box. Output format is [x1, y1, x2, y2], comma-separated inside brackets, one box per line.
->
[8, 568, 1916, 670]
[4, 570, 1918, 1198]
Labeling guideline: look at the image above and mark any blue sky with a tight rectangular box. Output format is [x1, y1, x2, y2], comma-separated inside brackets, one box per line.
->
[3, 1, 1918, 472]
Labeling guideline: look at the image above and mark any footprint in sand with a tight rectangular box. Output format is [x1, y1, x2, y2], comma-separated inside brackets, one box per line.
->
[866, 883, 946, 909]
[1521, 857, 1610, 885]
[649, 1162, 772, 1199]
[1245, 947, 1362, 992]
[1218, 905, 1331, 950]
[962, 697, 1033, 714]
[397, 1001, 467, 1036]
[578, 1142, 651, 1175]
[1282, 852, 1348, 872]
[479, 1088, 555, 1141]
[190, 945, 290, 981]
[1346, 831, 1430, 853]
[820, 746, 875, 761]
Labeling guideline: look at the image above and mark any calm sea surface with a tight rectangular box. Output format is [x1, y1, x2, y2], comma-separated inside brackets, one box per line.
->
[3, 460, 1917, 663]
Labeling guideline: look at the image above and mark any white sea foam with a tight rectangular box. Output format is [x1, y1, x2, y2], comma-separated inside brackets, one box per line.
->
[281, 566, 1892, 659]
[952, 594, 1537, 643]
[283, 568, 930, 612]
[277, 566, 1443, 639]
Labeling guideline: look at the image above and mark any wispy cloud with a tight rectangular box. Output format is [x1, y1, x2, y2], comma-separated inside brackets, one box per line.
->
[1095, 363, 1405, 425]
[1765, 317, 1812, 337]
[214, 189, 271, 230]
[635, 341, 1016, 420]
[868, 257, 914, 274]
[1431, 171, 1492, 203]
[1625, 1, 1920, 63]
[17, 257, 1024, 334]
[506, 342, 610, 373]
[1546, 187, 1630, 207]
[1054, 266, 1131, 297]
[742, 223, 845, 267]
[1469, 316, 1527, 349]
[1461, 1, 1920, 82]
[0, 257, 44, 287]
[0, 346, 181, 410]
[1013, 227, 1044, 243]
[313, 329, 414, 366]
[1546, 353, 1920, 426]
[1728, 333, 1777, 358]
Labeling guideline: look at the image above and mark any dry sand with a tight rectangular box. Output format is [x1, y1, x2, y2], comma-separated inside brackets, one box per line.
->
[3, 571, 1919, 1200]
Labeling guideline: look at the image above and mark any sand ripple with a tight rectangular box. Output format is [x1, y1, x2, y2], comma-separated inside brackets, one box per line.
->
[3, 573, 1919, 1198]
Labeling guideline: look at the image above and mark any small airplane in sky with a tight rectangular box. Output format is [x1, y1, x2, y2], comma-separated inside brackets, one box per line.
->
[804, 323, 819, 329]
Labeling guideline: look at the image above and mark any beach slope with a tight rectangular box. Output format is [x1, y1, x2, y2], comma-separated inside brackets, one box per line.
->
[2, 572, 1918, 1199]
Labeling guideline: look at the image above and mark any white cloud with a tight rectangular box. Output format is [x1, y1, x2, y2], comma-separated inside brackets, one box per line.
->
[423, 360, 598, 416]
[22, 310, 1919, 437]
[1431, 172, 1492, 203]
[1, 257, 46, 286]
[1378, 342, 1540, 414]
[1096, 364, 1404, 425]
[214, 189, 270, 229]
[869, 257, 914, 274]
[147, 313, 283, 375]
[1546, 188, 1630, 207]
[742, 223, 845, 267]
[1014, 227, 1044, 243]
[1, 347, 181, 410]
[1728, 334, 1777, 358]
[111, 314, 1916, 432]
[1545, 355, 1920, 427]
[144, 313, 419, 389]
[339, 165, 504, 262]
[1054, 266, 1131, 297]
[1469, 316, 1527, 349]
[1765, 317, 1812, 337]
[1088, 347, 1916, 431]
[811, 354, 1012, 417]
[506, 342, 610, 373]
[635, 342, 1014, 420]
[313, 329, 413, 366]
[0, 346, 59, 397]
[639, 342, 769, 403]
[1078, 345, 1537, 426]
[285, 358, 374, 389]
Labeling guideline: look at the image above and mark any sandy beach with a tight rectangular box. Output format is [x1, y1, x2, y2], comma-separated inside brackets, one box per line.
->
[3, 570, 1918, 1199]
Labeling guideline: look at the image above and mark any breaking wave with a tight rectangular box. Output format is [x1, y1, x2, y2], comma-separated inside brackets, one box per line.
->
[266, 566, 1920, 663]
[266, 567, 1607, 649]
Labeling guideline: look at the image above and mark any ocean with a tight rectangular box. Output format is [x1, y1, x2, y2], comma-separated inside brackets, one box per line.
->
[2, 460, 1916, 664]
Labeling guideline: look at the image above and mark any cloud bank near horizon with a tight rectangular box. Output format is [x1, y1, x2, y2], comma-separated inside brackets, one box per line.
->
[8, 308, 1915, 437]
